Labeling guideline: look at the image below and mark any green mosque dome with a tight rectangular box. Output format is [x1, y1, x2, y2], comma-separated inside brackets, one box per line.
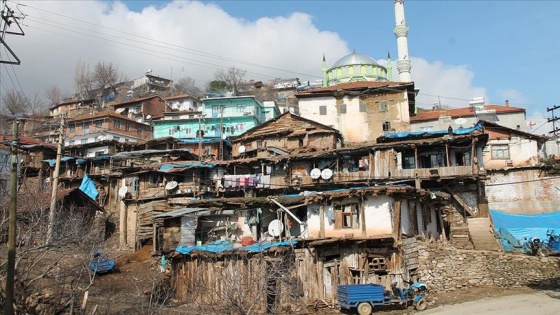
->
[324, 51, 389, 86]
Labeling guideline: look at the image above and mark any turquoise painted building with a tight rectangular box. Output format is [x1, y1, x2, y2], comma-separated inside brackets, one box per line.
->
[153, 96, 277, 140]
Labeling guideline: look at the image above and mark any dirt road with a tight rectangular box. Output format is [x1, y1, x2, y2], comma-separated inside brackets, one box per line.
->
[421, 290, 560, 315]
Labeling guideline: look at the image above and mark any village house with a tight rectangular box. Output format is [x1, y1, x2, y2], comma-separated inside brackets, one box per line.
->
[163, 94, 202, 112]
[410, 98, 528, 132]
[132, 73, 172, 96]
[111, 95, 170, 124]
[166, 185, 446, 312]
[65, 110, 153, 147]
[49, 97, 97, 118]
[230, 111, 343, 159]
[296, 81, 416, 143]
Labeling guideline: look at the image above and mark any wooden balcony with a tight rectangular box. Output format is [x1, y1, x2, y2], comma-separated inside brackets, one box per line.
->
[390, 165, 474, 179]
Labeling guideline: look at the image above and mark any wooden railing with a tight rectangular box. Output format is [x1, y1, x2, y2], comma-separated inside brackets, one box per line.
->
[391, 165, 474, 179]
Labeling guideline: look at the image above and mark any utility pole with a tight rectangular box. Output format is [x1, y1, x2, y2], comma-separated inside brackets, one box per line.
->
[547, 105, 560, 135]
[3, 1, 26, 313]
[5, 120, 19, 315]
[46, 115, 64, 245]
[219, 105, 224, 160]
[197, 113, 205, 161]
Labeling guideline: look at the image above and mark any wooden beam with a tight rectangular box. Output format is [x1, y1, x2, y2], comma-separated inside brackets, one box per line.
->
[319, 205, 325, 238]
[360, 197, 366, 238]
[393, 200, 401, 247]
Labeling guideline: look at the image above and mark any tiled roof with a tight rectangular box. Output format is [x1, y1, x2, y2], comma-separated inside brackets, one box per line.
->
[164, 94, 192, 100]
[411, 105, 525, 122]
[295, 81, 414, 95]
[112, 95, 163, 107]
[68, 110, 146, 125]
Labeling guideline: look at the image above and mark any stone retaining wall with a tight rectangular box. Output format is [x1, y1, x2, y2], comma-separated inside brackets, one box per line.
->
[416, 241, 560, 293]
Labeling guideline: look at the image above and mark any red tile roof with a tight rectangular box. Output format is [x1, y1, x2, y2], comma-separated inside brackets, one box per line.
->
[411, 105, 525, 122]
[163, 94, 198, 101]
[112, 95, 163, 107]
[68, 110, 147, 125]
[296, 81, 414, 95]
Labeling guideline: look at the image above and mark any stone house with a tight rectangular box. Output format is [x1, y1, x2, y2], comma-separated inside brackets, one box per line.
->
[296, 81, 416, 143]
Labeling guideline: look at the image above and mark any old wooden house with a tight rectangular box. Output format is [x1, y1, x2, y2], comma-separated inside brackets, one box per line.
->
[230, 111, 343, 159]
[167, 185, 448, 312]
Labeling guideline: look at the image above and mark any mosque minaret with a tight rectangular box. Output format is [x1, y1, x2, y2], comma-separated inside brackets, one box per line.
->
[394, 0, 411, 82]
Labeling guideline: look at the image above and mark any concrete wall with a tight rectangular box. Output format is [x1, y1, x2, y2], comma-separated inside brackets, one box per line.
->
[485, 169, 560, 214]
[416, 241, 560, 293]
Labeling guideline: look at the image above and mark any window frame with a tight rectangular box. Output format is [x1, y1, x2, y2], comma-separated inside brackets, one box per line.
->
[319, 105, 327, 115]
[491, 144, 510, 160]
[334, 202, 360, 229]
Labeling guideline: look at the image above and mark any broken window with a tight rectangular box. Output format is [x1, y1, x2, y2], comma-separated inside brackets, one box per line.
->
[334, 203, 360, 229]
[339, 104, 347, 114]
[382, 121, 391, 132]
[379, 100, 388, 112]
[491, 144, 510, 159]
[359, 103, 367, 113]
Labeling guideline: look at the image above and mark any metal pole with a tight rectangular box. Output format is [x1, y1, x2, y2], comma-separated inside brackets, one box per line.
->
[46, 115, 64, 245]
[5, 119, 19, 315]
[198, 114, 202, 161]
[269, 198, 304, 226]
[219, 105, 224, 160]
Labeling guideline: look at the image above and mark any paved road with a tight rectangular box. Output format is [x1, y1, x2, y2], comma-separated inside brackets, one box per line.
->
[421, 291, 560, 315]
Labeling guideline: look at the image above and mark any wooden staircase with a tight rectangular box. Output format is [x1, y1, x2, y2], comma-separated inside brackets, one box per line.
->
[467, 217, 500, 251]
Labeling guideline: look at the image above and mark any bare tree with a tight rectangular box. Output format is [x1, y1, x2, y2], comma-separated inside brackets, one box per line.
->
[173, 77, 202, 98]
[74, 58, 94, 99]
[44, 86, 61, 110]
[214, 67, 247, 95]
[1, 89, 29, 115]
[0, 183, 106, 314]
[93, 62, 124, 97]
[28, 91, 48, 116]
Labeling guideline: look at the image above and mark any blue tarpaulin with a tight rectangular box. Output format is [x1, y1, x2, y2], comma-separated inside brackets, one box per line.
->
[491, 209, 560, 252]
[175, 240, 296, 255]
[79, 174, 99, 201]
[159, 163, 215, 171]
[43, 157, 74, 167]
[380, 122, 482, 140]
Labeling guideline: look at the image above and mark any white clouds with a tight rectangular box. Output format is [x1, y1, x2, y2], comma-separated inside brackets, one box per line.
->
[6, 0, 513, 115]
[409, 58, 487, 109]
[8, 0, 348, 98]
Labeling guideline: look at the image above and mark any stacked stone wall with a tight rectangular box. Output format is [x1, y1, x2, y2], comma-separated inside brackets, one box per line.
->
[416, 241, 560, 293]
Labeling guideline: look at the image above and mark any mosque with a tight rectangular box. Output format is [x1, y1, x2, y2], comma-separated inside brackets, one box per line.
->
[321, 0, 411, 86]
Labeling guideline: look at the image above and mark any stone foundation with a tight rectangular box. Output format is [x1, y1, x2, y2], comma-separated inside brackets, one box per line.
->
[416, 241, 560, 293]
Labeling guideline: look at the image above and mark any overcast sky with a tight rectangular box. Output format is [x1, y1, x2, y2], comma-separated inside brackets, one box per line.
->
[3, 0, 559, 133]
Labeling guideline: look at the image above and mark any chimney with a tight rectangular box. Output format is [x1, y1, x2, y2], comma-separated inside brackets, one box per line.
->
[448, 126, 453, 136]
[505, 100, 509, 107]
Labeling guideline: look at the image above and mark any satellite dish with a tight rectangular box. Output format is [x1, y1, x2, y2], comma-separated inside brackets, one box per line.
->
[268, 220, 284, 237]
[455, 118, 467, 125]
[146, 115, 152, 121]
[321, 168, 333, 180]
[238, 145, 246, 154]
[165, 181, 178, 191]
[118, 186, 128, 198]
[310, 168, 321, 179]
